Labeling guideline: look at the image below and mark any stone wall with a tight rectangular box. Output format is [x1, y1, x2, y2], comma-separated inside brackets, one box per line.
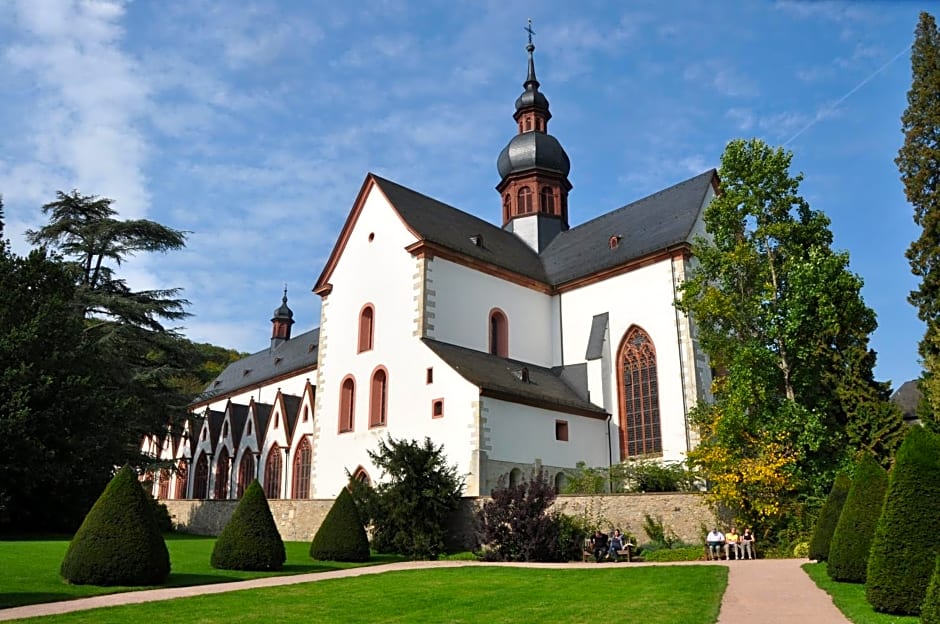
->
[162, 492, 713, 546]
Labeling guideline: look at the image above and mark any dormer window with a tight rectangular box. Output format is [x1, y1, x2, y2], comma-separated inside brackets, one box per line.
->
[469, 234, 484, 247]
[521, 367, 530, 383]
[609, 235, 622, 250]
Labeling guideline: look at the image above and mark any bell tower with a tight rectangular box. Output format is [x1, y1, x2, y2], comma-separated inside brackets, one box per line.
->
[496, 21, 572, 253]
[270, 286, 294, 350]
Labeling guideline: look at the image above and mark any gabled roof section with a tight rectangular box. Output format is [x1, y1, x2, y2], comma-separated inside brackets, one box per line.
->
[248, 400, 273, 445]
[372, 176, 549, 284]
[422, 339, 606, 418]
[281, 394, 302, 441]
[193, 328, 319, 406]
[206, 409, 225, 449]
[541, 169, 717, 285]
[227, 403, 249, 449]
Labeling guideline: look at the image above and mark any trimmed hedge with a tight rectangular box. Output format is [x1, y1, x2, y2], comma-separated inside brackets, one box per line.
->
[922, 554, 940, 624]
[310, 487, 370, 562]
[641, 546, 705, 562]
[826, 454, 887, 582]
[809, 472, 850, 562]
[60, 465, 170, 586]
[866, 426, 940, 615]
[211, 480, 285, 571]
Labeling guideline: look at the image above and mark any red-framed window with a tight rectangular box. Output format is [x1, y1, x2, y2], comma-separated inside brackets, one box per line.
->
[618, 326, 662, 458]
[214, 448, 230, 500]
[292, 438, 312, 499]
[370, 367, 388, 427]
[489, 308, 508, 358]
[339, 376, 356, 432]
[358, 304, 375, 352]
[264, 445, 282, 499]
[236, 453, 254, 498]
[193, 454, 209, 500]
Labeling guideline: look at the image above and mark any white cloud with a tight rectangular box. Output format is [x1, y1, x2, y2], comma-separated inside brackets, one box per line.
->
[683, 60, 759, 98]
[726, 107, 755, 131]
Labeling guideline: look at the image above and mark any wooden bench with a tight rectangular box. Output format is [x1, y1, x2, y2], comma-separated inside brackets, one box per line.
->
[582, 539, 633, 562]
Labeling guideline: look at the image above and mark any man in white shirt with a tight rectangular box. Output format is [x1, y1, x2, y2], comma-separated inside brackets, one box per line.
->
[706, 528, 725, 560]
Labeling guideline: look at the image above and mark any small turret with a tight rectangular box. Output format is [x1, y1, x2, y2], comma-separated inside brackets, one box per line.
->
[270, 286, 294, 349]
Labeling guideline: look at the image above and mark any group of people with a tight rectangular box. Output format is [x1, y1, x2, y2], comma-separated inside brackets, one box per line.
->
[705, 526, 756, 560]
[590, 528, 631, 562]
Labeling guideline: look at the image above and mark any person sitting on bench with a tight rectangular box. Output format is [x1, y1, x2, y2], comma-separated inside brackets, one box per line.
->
[608, 529, 625, 562]
[706, 527, 725, 560]
[591, 529, 608, 563]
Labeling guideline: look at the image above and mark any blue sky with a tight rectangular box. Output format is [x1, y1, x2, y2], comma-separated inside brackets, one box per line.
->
[0, 1, 929, 389]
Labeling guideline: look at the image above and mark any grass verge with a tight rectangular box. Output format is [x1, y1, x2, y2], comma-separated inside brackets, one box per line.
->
[7, 565, 727, 624]
[0, 534, 403, 609]
[802, 563, 918, 624]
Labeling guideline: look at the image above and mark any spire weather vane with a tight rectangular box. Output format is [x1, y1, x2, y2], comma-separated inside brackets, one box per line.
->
[525, 19, 535, 45]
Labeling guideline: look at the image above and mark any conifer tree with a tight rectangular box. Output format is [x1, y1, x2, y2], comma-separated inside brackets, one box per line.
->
[808, 472, 850, 562]
[866, 426, 940, 614]
[826, 453, 887, 582]
[211, 480, 285, 571]
[923, 555, 940, 624]
[898, 12, 940, 426]
[310, 487, 370, 562]
[60, 465, 170, 586]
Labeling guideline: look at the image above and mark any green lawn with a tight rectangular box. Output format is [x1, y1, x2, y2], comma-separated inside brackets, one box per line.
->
[0, 534, 402, 609]
[6, 565, 728, 624]
[802, 563, 919, 624]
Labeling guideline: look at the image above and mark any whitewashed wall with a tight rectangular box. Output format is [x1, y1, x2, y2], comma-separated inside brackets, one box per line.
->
[426, 257, 557, 366]
[313, 185, 484, 497]
[560, 260, 691, 462]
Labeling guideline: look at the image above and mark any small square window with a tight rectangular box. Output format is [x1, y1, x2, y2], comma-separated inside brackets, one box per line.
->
[432, 399, 444, 419]
[555, 420, 569, 442]
[426, 367, 434, 384]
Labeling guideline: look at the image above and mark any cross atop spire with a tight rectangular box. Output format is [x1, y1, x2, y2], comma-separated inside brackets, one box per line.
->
[525, 19, 535, 46]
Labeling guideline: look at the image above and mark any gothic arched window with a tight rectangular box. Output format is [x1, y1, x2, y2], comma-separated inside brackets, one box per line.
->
[193, 454, 209, 500]
[236, 453, 254, 498]
[175, 460, 188, 499]
[618, 326, 662, 458]
[264, 445, 282, 499]
[214, 447, 230, 500]
[292, 438, 312, 499]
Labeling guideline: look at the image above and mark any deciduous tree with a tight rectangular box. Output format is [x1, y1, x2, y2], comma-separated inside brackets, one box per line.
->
[678, 138, 901, 532]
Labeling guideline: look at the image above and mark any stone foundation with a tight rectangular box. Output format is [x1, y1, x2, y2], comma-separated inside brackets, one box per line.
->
[162, 492, 713, 546]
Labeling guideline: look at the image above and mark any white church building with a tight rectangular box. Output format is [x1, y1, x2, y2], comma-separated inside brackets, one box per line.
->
[143, 38, 716, 503]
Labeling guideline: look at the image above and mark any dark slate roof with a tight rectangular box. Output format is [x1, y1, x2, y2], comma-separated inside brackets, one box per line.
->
[422, 338, 606, 417]
[194, 328, 319, 404]
[373, 170, 715, 290]
[541, 169, 716, 285]
[206, 409, 225, 450]
[372, 176, 549, 283]
[227, 403, 249, 449]
[586, 313, 609, 361]
[250, 402, 273, 443]
[281, 394, 302, 440]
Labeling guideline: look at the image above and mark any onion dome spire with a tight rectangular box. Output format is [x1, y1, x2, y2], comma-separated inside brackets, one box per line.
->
[270, 285, 294, 348]
[496, 20, 572, 248]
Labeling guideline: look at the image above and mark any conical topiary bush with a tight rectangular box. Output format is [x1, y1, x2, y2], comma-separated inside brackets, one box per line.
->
[827, 453, 887, 582]
[211, 480, 285, 571]
[922, 554, 940, 624]
[866, 426, 940, 615]
[60, 464, 170, 586]
[310, 487, 370, 562]
[809, 472, 850, 562]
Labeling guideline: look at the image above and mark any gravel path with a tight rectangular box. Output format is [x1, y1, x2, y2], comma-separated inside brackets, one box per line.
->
[0, 558, 849, 623]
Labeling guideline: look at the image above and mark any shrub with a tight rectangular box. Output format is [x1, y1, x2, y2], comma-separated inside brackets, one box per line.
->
[642, 514, 679, 549]
[211, 480, 285, 571]
[622, 459, 697, 492]
[827, 454, 887, 582]
[368, 437, 464, 559]
[923, 554, 940, 624]
[866, 426, 940, 615]
[310, 487, 370, 562]
[60, 465, 170, 586]
[478, 469, 571, 562]
[808, 472, 850, 562]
